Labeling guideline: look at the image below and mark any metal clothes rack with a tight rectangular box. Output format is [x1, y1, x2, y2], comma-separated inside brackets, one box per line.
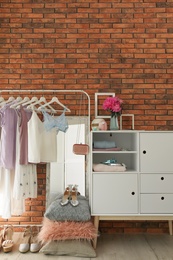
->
[0, 89, 91, 228]
[0, 89, 90, 125]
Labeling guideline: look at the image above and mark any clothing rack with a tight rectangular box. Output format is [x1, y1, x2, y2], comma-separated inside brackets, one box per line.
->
[0, 89, 91, 225]
[0, 89, 90, 126]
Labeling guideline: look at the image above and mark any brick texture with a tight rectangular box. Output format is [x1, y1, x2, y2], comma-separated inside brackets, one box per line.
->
[0, 0, 173, 234]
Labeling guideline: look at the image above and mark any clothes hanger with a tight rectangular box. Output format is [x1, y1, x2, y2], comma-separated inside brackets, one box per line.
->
[9, 96, 22, 107]
[0, 96, 15, 107]
[0, 96, 22, 108]
[14, 96, 23, 103]
[0, 97, 4, 103]
[10, 97, 30, 108]
[27, 97, 56, 113]
[38, 96, 71, 113]
[19, 96, 38, 107]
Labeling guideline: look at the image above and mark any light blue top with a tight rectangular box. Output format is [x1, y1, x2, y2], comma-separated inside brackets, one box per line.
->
[42, 109, 68, 133]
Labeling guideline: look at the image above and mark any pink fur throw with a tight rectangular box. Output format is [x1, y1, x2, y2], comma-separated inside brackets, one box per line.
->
[38, 217, 98, 244]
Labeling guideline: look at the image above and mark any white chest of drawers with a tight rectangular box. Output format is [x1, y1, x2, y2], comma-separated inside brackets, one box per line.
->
[90, 130, 173, 248]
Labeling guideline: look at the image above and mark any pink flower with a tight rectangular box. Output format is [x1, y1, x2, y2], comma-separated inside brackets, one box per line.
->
[103, 96, 123, 116]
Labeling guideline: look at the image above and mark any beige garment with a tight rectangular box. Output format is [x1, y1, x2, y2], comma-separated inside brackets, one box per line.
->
[28, 110, 57, 163]
[93, 163, 126, 172]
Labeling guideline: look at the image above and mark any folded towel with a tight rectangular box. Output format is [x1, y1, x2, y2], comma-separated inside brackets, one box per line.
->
[93, 163, 126, 172]
[93, 147, 121, 151]
[93, 141, 116, 149]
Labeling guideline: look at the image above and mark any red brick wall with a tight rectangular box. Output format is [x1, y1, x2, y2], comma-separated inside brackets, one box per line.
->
[0, 0, 172, 234]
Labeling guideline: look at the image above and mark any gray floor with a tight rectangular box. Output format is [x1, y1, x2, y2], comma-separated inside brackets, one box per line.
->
[1, 233, 173, 259]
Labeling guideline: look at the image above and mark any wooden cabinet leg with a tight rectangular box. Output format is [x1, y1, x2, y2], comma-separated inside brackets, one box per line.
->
[168, 220, 172, 235]
[93, 216, 100, 249]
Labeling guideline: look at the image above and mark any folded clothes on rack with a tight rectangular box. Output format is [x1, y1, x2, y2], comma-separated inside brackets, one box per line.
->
[93, 141, 116, 149]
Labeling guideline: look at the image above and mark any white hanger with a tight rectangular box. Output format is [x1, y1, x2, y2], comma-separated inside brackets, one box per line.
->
[10, 97, 30, 108]
[0, 96, 15, 107]
[19, 96, 38, 107]
[15, 96, 23, 103]
[38, 96, 71, 113]
[0, 97, 4, 103]
[9, 96, 22, 107]
[27, 97, 56, 113]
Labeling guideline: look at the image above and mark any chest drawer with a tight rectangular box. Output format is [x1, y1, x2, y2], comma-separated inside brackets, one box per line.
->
[141, 194, 173, 214]
[141, 174, 173, 193]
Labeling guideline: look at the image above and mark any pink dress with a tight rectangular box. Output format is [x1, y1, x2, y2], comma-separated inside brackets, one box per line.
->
[17, 105, 32, 165]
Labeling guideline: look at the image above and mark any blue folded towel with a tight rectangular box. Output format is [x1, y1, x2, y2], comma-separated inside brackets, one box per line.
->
[93, 141, 116, 149]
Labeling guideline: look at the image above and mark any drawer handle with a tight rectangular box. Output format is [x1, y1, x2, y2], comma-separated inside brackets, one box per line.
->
[161, 177, 164, 180]
[143, 150, 146, 154]
[161, 197, 164, 200]
[131, 192, 135, 195]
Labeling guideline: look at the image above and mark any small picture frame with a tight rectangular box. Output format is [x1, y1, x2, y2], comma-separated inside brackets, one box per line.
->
[95, 93, 115, 118]
[120, 114, 135, 130]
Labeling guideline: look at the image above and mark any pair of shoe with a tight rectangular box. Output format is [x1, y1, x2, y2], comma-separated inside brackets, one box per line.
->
[0, 225, 14, 253]
[19, 226, 41, 253]
[60, 184, 79, 207]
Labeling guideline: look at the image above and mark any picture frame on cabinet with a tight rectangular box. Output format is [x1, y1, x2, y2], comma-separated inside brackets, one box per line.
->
[120, 114, 135, 130]
[95, 92, 115, 118]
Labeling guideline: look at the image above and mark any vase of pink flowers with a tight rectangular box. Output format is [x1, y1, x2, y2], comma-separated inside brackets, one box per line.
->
[110, 114, 119, 130]
[103, 96, 123, 130]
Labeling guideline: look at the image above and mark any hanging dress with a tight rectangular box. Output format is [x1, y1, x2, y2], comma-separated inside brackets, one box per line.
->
[0, 167, 14, 218]
[18, 105, 32, 165]
[0, 103, 18, 170]
[13, 106, 37, 202]
[0, 103, 23, 218]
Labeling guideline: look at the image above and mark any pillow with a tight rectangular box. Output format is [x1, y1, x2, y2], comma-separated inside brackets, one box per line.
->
[44, 194, 91, 222]
[38, 217, 98, 244]
[47, 192, 62, 207]
[39, 239, 96, 258]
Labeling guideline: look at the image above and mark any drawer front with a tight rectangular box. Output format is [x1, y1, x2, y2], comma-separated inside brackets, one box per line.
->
[141, 174, 173, 193]
[141, 194, 173, 214]
[92, 173, 138, 214]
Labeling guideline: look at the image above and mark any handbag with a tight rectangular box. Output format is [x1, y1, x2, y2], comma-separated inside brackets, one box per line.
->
[73, 143, 89, 155]
[73, 94, 89, 155]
